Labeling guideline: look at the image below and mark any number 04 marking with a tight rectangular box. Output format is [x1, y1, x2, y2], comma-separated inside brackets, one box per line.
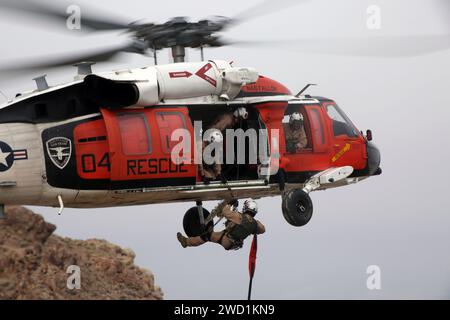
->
[81, 153, 111, 173]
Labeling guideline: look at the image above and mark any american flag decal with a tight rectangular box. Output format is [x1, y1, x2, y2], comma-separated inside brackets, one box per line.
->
[13, 149, 28, 160]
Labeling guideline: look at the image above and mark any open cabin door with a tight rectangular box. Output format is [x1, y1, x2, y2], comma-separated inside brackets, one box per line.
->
[101, 107, 196, 190]
[254, 101, 288, 181]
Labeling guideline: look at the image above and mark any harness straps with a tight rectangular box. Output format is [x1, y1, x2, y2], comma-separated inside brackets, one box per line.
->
[219, 214, 257, 251]
[228, 213, 258, 242]
[199, 224, 214, 242]
[218, 230, 240, 251]
[218, 230, 227, 245]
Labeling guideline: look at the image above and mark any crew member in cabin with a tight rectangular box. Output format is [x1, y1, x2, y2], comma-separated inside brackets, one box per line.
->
[198, 107, 249, 182]
[199, 129, 223, 181]
[177, 199, 265, 250]
[209, 107, 249, 131]
[284, 112, 308, 152]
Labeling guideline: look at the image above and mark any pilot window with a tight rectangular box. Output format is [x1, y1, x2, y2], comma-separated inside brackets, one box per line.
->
[117, 113, 152, 155]
[326, 104, 359, 138]
[282, 105, 312, 153]
[156, 112, 187, 154]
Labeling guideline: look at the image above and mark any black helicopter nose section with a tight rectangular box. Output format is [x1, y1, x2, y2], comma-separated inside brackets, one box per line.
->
[367, 141, 382, 176]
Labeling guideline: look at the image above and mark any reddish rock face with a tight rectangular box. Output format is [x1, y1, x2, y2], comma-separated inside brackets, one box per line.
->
[0, 206, 163, 300]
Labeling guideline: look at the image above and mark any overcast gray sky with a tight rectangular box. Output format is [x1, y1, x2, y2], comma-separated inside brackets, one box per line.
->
[1, 0, 449, 299]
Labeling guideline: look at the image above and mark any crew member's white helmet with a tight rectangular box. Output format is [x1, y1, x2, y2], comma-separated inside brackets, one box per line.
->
[234, 107, 249, 120]
[203, 129, 223, 144]
[289, 112, 304, 123]
[243, 199, 258, 216]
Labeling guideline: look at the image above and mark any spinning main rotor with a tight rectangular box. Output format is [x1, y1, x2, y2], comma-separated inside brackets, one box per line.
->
[0, 0, 448, 74]
[0, 0, 299, 68]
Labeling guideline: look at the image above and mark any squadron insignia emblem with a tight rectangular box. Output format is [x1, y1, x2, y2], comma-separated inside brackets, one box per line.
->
[46, 137, 72, 170]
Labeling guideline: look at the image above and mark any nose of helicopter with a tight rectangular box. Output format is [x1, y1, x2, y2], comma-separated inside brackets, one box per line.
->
[366, 141, 382, 176]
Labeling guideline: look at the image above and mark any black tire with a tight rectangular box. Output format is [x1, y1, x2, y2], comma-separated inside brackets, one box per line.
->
[183, 207, 214, 237]
[282, 189, 313, 227]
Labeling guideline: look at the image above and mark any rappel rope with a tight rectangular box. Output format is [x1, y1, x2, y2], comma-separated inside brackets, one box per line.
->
[247, 234, 258, 300]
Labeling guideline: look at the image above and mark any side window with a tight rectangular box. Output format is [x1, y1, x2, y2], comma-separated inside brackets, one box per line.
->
[156, 112, 187, 154]
[117, 113, 152, 155]
[326, 104, 358, 138]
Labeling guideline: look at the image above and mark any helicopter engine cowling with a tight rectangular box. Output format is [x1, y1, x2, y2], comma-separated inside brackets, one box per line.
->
[92, 60, 258, 107]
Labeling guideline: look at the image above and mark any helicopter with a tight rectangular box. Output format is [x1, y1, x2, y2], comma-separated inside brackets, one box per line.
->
[0, 0, 447, 236]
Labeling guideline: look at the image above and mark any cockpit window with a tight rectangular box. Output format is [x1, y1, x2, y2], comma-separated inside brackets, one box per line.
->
[326, 104, 359, 138]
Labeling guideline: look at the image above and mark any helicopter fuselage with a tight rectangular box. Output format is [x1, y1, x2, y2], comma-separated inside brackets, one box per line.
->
[0, 61, 381, 214]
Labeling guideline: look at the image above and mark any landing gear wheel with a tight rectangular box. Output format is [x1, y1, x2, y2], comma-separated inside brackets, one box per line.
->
[183, 207, 213, 237]
[282, 189, 313, 227]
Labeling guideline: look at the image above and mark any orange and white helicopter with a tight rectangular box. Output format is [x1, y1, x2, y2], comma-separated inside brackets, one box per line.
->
[0, 0, 446, 235]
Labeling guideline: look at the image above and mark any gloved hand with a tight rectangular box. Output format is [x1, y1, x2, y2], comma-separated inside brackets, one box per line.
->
[221, 204, 234, 218]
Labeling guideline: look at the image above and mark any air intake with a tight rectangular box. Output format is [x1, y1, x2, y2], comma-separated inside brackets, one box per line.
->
[74, 62, 95, 76]
[32, 75, 49, 91]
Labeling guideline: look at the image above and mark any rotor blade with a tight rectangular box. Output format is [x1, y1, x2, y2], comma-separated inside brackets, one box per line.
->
[0, 0, 131, 32]
[228, 34, 450, 57]
[0, 44, 139, 74]
[230, 0, 308, 26]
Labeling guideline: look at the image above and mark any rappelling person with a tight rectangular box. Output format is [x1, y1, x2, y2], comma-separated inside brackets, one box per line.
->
[177, 199, 265, 250]
[284, 112, 308, 153]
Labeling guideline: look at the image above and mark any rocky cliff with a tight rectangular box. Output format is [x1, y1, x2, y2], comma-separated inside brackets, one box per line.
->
[0, 206, 163, 300]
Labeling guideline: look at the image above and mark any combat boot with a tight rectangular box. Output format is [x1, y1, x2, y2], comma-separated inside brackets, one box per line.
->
[177, 232, 188, 248]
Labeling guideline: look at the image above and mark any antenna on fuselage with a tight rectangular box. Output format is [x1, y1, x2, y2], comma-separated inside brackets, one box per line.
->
[33, 75, 49, 91]
[295, 83, 317, 97]
[74, 62, 95, 76]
